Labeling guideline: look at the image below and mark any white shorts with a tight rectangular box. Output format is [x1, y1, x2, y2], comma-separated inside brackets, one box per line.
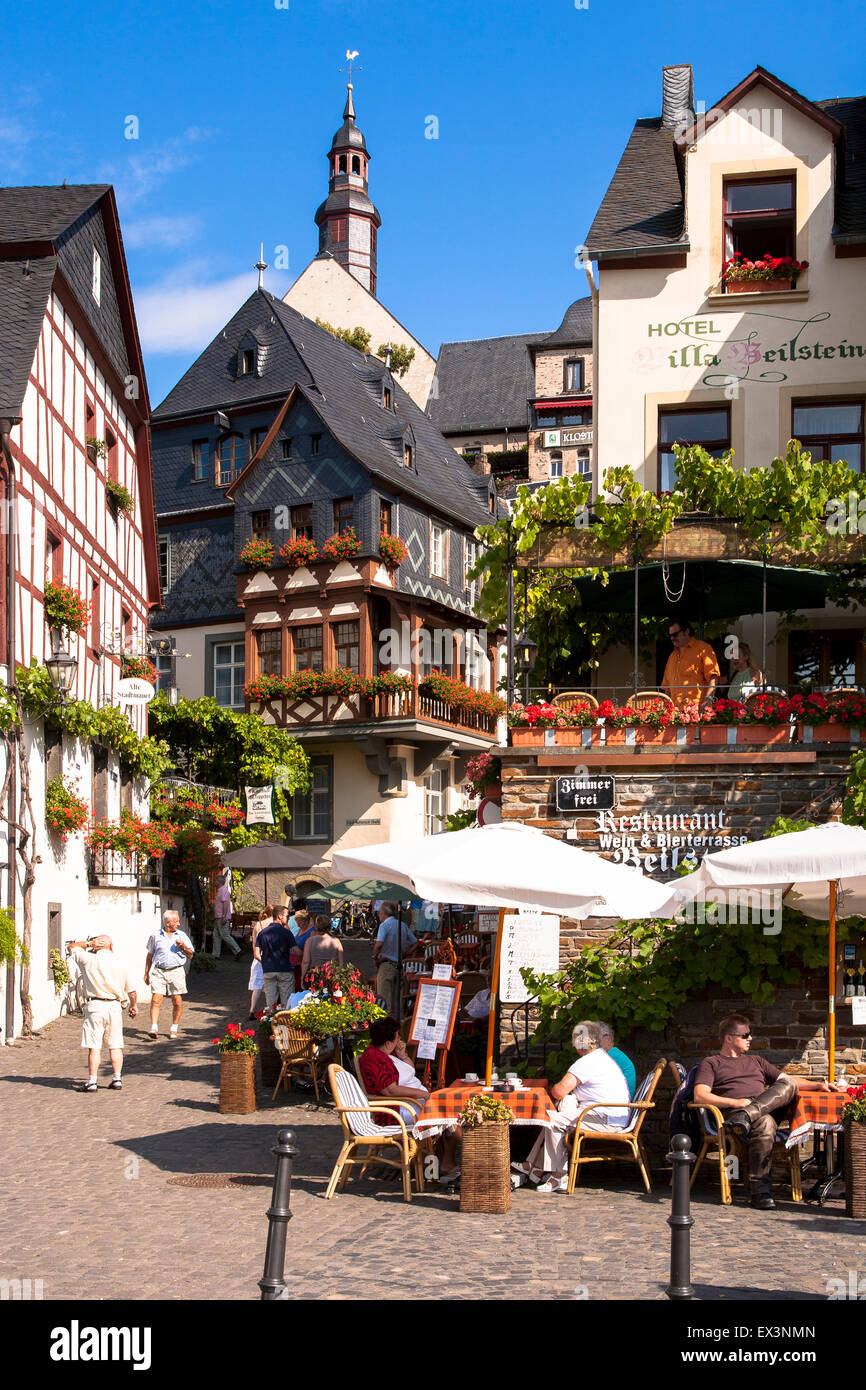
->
[81, 1000, 124, 1051]
[249, 959, 263, 991]
[149, 964, 188, 996]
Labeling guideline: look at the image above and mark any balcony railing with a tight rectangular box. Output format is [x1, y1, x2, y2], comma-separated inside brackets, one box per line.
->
[249, 685, 499, 738]
[89, 848, 162, 891]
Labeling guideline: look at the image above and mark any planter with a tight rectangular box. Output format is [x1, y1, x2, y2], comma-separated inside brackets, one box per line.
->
[510, 728, 598, 747]
[460, 1122, 511, 1214]
[844, 1120, 866, 1220]
[798, 723, 859, 745]
[725, 279, 793, 294]
[698, 725, 734, 746]
[511, 728, 545, 746]
[602, 728, 631, 745]
[259, 1036, 281, 1089]
[481, 781, 502, 803]
[219, 1052, 257, 1114]
[634, 726, 678, 745]
[738, 725, 791, 746]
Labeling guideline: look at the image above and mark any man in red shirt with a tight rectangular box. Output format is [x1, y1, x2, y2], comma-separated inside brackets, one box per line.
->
[694, 1014, 837, 1209]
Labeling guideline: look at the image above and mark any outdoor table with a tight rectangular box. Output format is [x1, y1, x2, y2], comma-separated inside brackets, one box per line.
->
[786, 1090, 847, 1207]
[412, 1079, 552, 1141]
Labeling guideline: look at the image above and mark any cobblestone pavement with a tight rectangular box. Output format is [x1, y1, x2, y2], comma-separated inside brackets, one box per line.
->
[0, 947, 861, 1302]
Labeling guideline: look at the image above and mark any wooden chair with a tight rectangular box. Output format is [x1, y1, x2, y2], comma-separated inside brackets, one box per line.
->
[626, 691, 674, 716]
[687, 1100, 803, 1204]
[324, 1064, 425, 1203]
[566, 1058, 666, 1194]
[270, 1012, 326, 1104]
[550, 691, 598, 712]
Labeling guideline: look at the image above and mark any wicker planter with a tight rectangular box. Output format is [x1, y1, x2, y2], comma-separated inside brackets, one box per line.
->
[259, 1036, 281, 1089]
[219, 1051, 257, 1114]
[460, 1121, 511, 1214]
[844, 1121, 866, 1220]
[726, 279, 793, 294]
[737, 724, 791, 745]
[798, 723, 855, 744]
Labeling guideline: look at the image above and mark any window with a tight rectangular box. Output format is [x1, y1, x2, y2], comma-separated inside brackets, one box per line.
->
[192, 440, 211, 481]
[488, 493, 496, 515]
[549, 451, 563, 480]
[789, 629, 863, 690]
[338, 156, 347, 174]
[46, 532, 62, 584]
[90, 577, 100, 652]
[311, 434, 321, 455]
[47, 905, 62, 981]
[430, 523, 446, 578]
[333, 497, 354, 535]
[216, 435, 246, 486]
[658, 407, 730, 493]
[292, 758, 332, 841]
[256, 628, 282, 676]
[331, 218, 348, 243]
[404, 442, 413, 468]
[723, 177, 794, 271]
[383, 385, 392, 410]
[251, 510, 270, 541]
[251, 427, 267, 456]
[535, 408, 592, 428]
[154, 650, 173, 694]
[158, 537, 171, 594]
[465, 538, 479, 608]
[371, 225, 377, 255]
[564, 359, 584, 393]
[292, 505, 313, 540]
[576, 449, 591, 477]
[281, 438, 292, 459]
[240, 348, 256, 376]
[380, 500, 392, 534]
[213, 641, 245, 707]
[293, 625, 323, 671]
[792, 401, 863, 474]
[85, 399, 95, 438]
[333, 620, 360, 671]
[91, 247, 101, 304]
[105, 428, 118, 481]
[423, 766, 446, 836]
[351, 155, 361, 175]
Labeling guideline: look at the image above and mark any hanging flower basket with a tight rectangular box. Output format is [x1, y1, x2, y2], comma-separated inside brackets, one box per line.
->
[44, 581, 91, 635]
[378, 532, 408, 567]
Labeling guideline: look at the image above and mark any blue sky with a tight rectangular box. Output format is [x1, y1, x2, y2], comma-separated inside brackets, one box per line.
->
[3, 0, 864, 407]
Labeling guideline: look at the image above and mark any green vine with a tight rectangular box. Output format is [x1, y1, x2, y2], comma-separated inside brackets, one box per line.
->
[49, 948, 70, 994]
[0, 908, 28, 967]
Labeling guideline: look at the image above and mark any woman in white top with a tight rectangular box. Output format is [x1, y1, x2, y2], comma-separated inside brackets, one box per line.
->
[247, 908, 269, 1019]
[513, 1020, 630, 1193]
[727, 643, 764, 702]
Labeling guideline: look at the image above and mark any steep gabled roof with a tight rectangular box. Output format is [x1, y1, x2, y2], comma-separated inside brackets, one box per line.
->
[0, 184, 108, 241]
[155, 289, 495, 530]
[0, 257, 56, 417]
[426, 332, 541, 435]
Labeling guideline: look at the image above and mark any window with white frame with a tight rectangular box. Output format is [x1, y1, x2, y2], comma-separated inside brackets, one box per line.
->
[293, 758, 332, 841]
[549, 451, 563, 479]
[158, 537, 171, 594]
[423, 766, 447, 836]
[430, 522, 446, 578]
[213, 641, 245, 707]
[464, 537, 479, 608]
[91, 247, 101, 304]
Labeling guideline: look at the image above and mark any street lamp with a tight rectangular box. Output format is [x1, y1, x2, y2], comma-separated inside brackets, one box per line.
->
[514, 626, 538, 704]
[45, 638, 78, 704]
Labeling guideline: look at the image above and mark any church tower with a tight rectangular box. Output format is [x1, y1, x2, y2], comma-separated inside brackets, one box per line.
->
[314, 83, 382, 296]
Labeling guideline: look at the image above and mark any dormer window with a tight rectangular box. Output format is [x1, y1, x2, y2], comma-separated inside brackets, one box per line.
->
[383, 385, 392, 410]
[404, 442, 413, 469]
[723, 178, 794, 271]
[240, 349, 255, 376]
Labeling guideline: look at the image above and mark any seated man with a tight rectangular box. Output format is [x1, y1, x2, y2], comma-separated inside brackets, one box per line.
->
[694, 1013, 839, 1210]
[596, 1020, 636, 1098]
[513, 1020, 630, 1194]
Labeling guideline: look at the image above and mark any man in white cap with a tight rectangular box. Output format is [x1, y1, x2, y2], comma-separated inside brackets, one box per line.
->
[66, 935, 138, 1092]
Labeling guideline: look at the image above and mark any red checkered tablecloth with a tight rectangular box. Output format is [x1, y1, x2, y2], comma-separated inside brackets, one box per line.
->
[413, 1080, 552, 1139]
[786, 1090, 847, 1148]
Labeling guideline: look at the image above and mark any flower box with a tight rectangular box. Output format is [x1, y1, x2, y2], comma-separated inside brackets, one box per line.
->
[698, 726, 734, 746]
[797, 723, 857, 744]
[634, 726, 678, 745]
[738, 725, 791, 745]
[726, 279, 792, 295]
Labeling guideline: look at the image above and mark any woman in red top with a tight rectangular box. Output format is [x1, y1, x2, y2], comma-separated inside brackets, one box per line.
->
[359, 1017, 459, 1182]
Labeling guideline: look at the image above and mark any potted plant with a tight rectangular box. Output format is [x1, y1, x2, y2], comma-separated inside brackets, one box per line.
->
[458, 1093, 512, 1213]
[723, 253, 809, 294]
[466, 751, 502, 801]
[45, 777, 89, 841]
[597, 700, 640, 745]
[633, 697, 678, 745]
[739, 692, 793, 746]
[790, 690, 866, 744]
[278, 536, 319, 570]
[120, 653, 158, 685]
[379, 532, 408, 567]
[841, 1084, 866, 1219]
[240, 537, 275, 570]
[44, 581, 91, 636]
[106, 478, 133, 514]
[699, 697, 747, 745]
[213, 1022, 259, 1113]
[321, 527, 361, 562]
[86, 437, 106, 464]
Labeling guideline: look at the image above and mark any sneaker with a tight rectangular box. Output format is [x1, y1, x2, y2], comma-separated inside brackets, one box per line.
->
[145, 1029, 158, 1041]
[109, 1077, 123, 1090]
[511, 1171, 528, 1189]
[77, 1081, 98, 1093]
[168, 1028, 179, 1039]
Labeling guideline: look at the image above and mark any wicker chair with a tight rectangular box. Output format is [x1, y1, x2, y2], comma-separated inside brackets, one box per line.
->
[550, 691, 599, 712]
[626, 691, 674, 716]
[324, 1064, 425, 1202]
[566, 1058, 666, 1194]
[687, 1099, 803, 1204]
[270, 1012, 326, 1104]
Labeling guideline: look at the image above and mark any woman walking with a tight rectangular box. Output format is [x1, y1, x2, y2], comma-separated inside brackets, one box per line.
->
[247, 908, 269, 1018]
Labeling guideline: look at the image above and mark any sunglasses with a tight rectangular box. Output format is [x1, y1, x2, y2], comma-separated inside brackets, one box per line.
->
[729, 1031, 752, 1039]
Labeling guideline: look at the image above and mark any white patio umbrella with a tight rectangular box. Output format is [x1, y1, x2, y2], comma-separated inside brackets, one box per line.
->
[333, 822, 673, 1083]
[221, 843, 318, 903]
[660, 821, 866, 1080]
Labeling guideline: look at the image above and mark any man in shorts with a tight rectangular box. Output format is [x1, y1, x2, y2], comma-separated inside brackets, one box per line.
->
[66, 935, 137, 1091]
[144, 910, 194, 1040]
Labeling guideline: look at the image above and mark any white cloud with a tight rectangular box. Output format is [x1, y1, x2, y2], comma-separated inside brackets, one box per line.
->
[123, 214, 200, 249]
[135, 268, 291, 355]
[107, 126, 214, 210]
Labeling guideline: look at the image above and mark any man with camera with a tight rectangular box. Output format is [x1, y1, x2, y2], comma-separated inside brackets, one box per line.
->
[66, 935, 137, 1092]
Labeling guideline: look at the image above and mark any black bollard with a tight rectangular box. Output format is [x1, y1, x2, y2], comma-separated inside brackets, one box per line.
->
[259, 1128, 299, 1301]
[666, 1132, 697, 1300]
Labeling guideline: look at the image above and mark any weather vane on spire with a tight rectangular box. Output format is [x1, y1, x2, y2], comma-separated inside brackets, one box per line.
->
[341, 49, 361, 84]
[255, 243, 268, 290]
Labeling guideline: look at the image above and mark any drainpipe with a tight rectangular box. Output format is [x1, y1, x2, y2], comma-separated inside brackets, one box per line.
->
[1, 420, 18, 1044]
[583, 260, 599, 500]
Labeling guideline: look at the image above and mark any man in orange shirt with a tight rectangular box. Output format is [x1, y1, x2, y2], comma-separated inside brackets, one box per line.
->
[662, 618, 720, 709]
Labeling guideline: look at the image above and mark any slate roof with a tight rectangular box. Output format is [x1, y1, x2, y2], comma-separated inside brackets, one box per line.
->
[0, 184, 107, 241]
[0, 257, 56, 417]
[426, 332, 541, 435]
[541, 296, 593, 348]
[153, 289, 496, 531]
[586, 77, 866, 256]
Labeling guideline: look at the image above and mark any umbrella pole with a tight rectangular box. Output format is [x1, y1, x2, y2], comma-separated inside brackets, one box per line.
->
[761, 548, 767, 682]
[485, 908, 506, 1086]
[264, 869, 268, 907]
[396, 903, 403, 1023]
[828, 880, 836, 1084]
[633, 530, 639, 697]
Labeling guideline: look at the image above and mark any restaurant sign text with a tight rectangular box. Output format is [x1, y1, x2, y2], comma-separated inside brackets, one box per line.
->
[595, 808, 750, 874]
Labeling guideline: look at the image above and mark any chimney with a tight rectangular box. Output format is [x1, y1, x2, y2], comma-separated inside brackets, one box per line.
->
[661, 64, 694, 130]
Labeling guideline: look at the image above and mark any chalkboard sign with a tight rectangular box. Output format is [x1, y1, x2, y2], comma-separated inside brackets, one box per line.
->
[500, 913, 560, 1004]
[556, 774, 615, 812]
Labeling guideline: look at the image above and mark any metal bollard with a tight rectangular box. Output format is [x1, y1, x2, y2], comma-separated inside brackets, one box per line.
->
[666, 1132, 697, 1300]
[259, 1128, 298, 1301]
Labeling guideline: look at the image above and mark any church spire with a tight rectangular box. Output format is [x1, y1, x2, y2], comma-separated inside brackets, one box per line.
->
[314, 76, 381, 297]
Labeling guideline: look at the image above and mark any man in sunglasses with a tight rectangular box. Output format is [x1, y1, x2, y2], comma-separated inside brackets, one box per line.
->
[694, 1014, 837, 1209]
[662, 618, 720, 710]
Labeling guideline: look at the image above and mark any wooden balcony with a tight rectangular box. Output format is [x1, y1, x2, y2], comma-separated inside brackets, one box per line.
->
[247, 684, 499, 743]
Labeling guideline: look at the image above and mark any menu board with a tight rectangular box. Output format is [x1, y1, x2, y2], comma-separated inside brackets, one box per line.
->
[409, 979, 462, 1057]
[499, 913, 561, 1004]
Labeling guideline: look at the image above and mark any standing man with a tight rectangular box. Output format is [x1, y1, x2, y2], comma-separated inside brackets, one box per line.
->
[373, 902, 417, 1018]
[212, 871, 241, 958]
[258, 906, 297, 1008]
[144, 910, 195, 1040]
[662, 618, 720, 710]
[66, 935, 137, 1091]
